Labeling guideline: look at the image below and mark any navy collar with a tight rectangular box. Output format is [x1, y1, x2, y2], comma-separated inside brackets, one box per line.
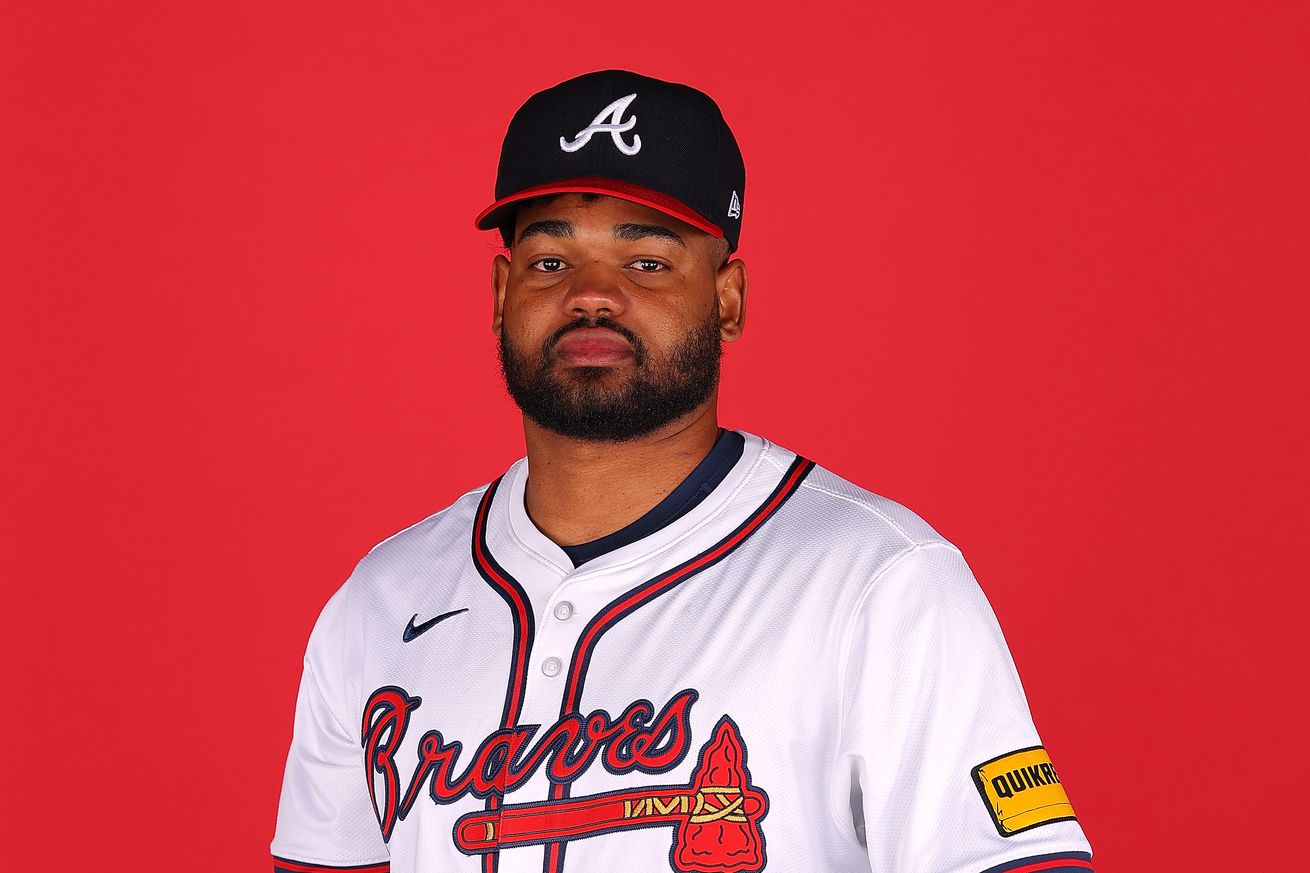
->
[558, 429, 746, 568]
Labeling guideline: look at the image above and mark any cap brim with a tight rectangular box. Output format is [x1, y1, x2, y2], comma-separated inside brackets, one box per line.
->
[474, 176, 725, 242]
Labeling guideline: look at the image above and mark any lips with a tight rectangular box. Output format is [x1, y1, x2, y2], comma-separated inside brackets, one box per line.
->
[553, 328, 635, 366]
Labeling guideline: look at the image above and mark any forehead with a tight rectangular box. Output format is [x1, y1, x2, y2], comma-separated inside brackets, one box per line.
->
[512, 193, 706, 241]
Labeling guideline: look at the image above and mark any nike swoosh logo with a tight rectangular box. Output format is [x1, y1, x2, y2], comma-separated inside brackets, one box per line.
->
[403, 608, 469, 643]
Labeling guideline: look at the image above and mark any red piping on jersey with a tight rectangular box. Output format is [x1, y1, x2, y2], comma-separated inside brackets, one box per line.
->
[543, 455, 815, 873]
[271, 858, 389, 873]
[997, 861, 1093, 873]
[560, 457, 814, 713]
[471, 476, 537, 873]
[473, 477, 534, 730]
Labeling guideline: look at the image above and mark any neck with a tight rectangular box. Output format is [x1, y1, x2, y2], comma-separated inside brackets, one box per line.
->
[521, 398, 722, 547]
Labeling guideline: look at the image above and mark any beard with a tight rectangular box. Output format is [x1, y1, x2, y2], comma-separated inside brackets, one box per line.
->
[498, 312, 722, 443]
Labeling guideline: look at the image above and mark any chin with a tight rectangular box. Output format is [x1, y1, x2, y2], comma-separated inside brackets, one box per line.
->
[552, 365, 635, 386]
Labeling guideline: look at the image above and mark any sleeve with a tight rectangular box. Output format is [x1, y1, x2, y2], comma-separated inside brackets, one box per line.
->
[271, 584, 391, 873]
[833, 542, 1093, 873]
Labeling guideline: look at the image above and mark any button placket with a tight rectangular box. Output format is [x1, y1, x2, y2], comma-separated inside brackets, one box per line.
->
[527, 590, 588, 694]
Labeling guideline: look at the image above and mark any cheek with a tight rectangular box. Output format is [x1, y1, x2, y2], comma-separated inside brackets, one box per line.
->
[500, 295, 556, 351]
[657, 288, 718, 334]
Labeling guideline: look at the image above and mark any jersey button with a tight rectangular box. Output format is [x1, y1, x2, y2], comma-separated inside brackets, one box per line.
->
[541, 657, 562, 677]
[553, 601, 574, 621]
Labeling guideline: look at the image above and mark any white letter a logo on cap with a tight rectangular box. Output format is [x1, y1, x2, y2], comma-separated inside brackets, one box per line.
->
[560, 94, 641, 156]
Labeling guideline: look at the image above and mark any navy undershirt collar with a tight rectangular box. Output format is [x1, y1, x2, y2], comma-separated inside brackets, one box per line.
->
[557, 429, 746, 568]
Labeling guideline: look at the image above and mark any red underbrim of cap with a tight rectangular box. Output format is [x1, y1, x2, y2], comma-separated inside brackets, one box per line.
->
[474, 177, 725, 241]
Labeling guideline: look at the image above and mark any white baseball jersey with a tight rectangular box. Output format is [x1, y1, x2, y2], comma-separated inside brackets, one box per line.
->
[272, 431, 1094, 873]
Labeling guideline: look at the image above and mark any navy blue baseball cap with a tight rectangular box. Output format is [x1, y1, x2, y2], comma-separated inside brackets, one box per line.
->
[475, 70, 746, 252]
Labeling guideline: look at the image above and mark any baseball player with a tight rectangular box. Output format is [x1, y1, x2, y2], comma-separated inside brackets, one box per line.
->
[272, 70, 1095, 873]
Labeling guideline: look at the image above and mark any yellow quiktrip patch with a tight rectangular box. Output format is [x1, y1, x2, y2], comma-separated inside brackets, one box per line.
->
[972, 746, 1077, 837]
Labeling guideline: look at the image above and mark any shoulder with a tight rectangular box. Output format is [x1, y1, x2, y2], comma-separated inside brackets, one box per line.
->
[360, 482, 491, 569]
[796, 461, 954, 551]
[754, 434, 956, 554]
[299, 475, 500, 662]
[342, 476, 498, 598]
[735, 435, 970, 607]
[316, 465, 517, 623]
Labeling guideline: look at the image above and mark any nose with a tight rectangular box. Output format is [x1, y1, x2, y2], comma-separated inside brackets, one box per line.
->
[561, 261, 627, 320]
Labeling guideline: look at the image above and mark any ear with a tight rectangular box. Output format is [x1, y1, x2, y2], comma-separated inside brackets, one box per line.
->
[716, 257, 748, 343]
[491, 253, 511, 336]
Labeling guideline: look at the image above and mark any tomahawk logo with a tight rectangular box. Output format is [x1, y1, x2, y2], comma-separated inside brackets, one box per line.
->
[560, 93, 642, 156]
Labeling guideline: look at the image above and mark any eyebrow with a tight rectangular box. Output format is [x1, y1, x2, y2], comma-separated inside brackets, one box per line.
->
[515, 220, 687, 248]
[516, 219, 574, 244]
[613, 223, 686, 247]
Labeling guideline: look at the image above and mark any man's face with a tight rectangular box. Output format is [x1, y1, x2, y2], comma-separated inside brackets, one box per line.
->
[491, 194, 745, 442]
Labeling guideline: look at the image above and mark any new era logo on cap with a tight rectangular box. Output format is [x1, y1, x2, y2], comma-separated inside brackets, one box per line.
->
[475, 70, 747, 252]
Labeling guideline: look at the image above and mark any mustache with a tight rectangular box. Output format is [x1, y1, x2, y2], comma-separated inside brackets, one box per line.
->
[543, 317, 646, 363]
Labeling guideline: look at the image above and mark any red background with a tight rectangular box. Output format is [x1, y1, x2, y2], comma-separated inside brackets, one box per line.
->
[2, 2, 1307, 870]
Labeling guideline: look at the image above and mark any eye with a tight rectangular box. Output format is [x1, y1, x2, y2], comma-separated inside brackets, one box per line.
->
[630, 259, 665, 272]
[531, 257, 567, 273]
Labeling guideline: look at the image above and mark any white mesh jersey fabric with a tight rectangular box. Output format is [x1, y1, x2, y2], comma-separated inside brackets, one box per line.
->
[271, 431, 1093, 872]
